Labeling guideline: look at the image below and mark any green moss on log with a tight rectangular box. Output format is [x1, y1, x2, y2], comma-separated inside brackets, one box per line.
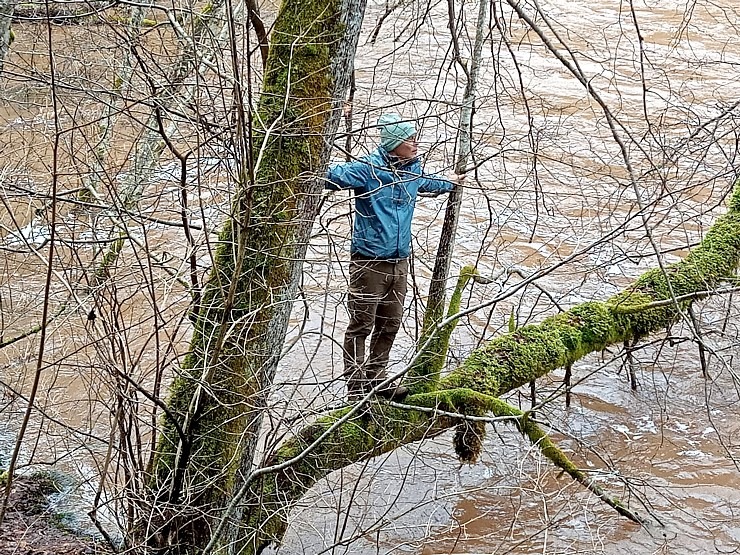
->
[441, 183, 740, 395]
[94, 235, 124, 281]
[256, 389, 579, 525]
[248, 179, 740, 551]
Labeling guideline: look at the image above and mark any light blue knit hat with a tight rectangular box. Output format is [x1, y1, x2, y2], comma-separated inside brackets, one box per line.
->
[378, 113, 416, 152]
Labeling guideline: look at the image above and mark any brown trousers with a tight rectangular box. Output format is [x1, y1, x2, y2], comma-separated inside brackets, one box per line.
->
[343, 257, 408, 395]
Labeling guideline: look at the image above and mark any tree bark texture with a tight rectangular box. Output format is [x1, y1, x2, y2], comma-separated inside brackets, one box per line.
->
[249, 180, 740, 551]
[0, 0, 13, 75]
[412, 0, 489, 392]
[147, 0, 367, 553]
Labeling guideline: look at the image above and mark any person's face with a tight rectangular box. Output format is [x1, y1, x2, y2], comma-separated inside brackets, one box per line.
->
[391, 135, 418, 162]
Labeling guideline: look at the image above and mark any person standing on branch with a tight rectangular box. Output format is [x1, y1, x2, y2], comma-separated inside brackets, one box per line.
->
[326, 113, 464, 402]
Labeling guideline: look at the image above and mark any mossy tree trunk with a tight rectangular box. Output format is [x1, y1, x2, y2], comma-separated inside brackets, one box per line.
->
[242, 181, 740, 553]
[145, 0, 367, 553]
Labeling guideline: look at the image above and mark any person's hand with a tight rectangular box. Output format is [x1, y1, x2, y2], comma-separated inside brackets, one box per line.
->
[343, 101, 353, 119]
[448, 171, 466, 188]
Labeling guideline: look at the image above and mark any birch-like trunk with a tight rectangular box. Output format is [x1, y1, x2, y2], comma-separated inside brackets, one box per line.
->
[0, 0, 14, 75]
[411, 0, 489, 390]
[92, 0, 246, 284]
[82, 5, 143, 204]
[117, 0, 239, 210]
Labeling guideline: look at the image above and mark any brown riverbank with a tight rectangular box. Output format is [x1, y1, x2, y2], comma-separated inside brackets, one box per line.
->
[0, 475, 109, 555]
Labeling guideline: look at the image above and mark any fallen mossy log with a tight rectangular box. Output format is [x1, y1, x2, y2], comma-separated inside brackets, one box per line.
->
[236, 180, 740, 552]
[443, 183, 740, 397]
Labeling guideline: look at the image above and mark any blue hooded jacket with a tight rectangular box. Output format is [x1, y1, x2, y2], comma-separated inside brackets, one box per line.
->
[326, 148, 454, 259]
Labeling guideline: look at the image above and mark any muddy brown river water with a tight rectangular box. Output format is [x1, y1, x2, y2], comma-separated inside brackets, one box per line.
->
[2, 0, 740, 553]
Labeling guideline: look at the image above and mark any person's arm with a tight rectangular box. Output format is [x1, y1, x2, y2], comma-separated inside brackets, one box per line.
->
[325, 159, 371, 191]
[418, 170, 464, 195]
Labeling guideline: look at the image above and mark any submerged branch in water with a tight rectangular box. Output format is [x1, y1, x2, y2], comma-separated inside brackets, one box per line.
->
[0, 302, 67, 350]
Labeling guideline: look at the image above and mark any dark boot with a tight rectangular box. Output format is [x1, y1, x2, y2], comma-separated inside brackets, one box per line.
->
[346, 377, 368, 403]
[374, 382, 409, 401]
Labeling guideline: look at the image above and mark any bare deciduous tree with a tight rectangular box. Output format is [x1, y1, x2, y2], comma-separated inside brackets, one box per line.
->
[1, 1, 740, 554]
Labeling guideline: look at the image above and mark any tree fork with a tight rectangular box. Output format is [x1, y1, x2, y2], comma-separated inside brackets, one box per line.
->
[145, 0, 367, 552]
[415, 0, 488, 390]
